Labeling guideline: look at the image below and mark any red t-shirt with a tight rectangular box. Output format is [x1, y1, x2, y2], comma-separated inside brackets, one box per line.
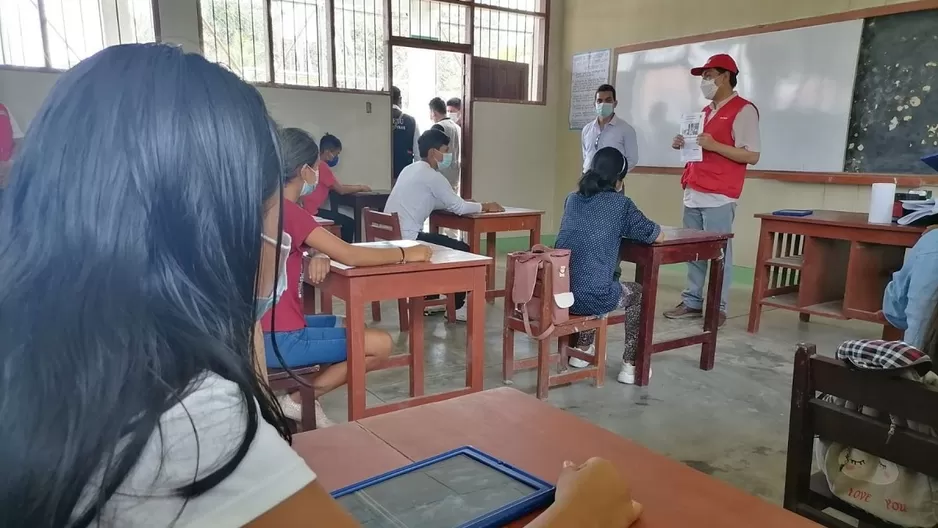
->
[261, 200, 321, 333]
[301, 162, 337, 213]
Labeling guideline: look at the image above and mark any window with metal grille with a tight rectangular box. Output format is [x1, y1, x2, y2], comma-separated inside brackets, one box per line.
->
[0, 0, 158, 70]
[472, 3, 546, 102]
[201, 0, 387, 92]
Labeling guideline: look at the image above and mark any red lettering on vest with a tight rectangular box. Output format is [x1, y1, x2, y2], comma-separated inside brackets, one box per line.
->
[680, 96, 756, 200]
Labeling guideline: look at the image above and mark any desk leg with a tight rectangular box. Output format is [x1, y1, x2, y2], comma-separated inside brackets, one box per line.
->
[701, 249, 726, 371]
[353, 206, 363, 243]
[429, 216, 439, 235]
[468, 230, 482, 255]
[346, 290, 367, 421]
[635, 256, 660, 387]
[486, 232, 496, 303]
[748, 225, 773, 333]
[466, 267, 486, 391]
[530, 220, 541, 248]
[408, 296, 426, 397]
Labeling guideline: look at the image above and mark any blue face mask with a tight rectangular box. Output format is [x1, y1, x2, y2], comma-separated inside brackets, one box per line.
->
[256, 232, 292, 320]
[439, 152, 454, 170]
[326, 155, 339, 168]
[300, 181, 316, 196]
[595, 102, 614, 118]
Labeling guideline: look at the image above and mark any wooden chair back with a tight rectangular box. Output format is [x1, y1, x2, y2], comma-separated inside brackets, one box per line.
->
[268, 365, 322, 432]
[785, 343, 938, 527]
[363, 207, 402, 242]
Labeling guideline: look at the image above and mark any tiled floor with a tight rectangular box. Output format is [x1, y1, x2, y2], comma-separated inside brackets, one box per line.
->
[315, 260, 882, 505]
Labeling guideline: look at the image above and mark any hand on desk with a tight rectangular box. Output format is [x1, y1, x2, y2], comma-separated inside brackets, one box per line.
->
[481, 202, 505, 213]
[403, 244, 433, 263]
[357, 184, 372, 192]
[306, 255, 332, 284]
[530, 458, 643, 527]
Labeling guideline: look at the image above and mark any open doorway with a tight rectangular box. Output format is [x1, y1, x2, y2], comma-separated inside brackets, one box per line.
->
[391, 47, 464, 135]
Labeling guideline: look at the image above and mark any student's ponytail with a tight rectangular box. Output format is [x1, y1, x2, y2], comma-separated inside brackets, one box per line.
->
[577, 147, 628, 197]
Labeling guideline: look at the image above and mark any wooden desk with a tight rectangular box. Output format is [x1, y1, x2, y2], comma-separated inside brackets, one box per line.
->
[612, 228, 732, 386]
[329, 190, 391, 242]
[748, 211, 923, 336]
[429, 207, 544, 301]
[315, 240, 490, 420]
[315, 216, 341, 238]
[293, 388, 815, 528]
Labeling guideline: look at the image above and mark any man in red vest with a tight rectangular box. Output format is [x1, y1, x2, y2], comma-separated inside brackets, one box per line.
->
[663, 54, 761, 327]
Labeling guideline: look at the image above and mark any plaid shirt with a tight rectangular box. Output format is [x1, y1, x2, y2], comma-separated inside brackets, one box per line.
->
[836, 339, 931, 372]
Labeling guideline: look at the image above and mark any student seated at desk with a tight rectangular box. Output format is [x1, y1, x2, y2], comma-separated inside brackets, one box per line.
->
[384, 128, 504, 321]
[556, 147, 664, 385]
[0, 44, 642, 528]
[300, 132, 370, 243]
[264, 127, 432, 426]
[883, 226, 938, 348]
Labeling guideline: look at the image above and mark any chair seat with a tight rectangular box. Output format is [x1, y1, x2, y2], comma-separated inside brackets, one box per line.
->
[506, 311, 605, 337]
[268, 365, 321, 381]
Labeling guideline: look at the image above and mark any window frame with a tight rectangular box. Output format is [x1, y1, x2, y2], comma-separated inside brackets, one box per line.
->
[196, 0, 551, 103]
[0, 0, 162, 74]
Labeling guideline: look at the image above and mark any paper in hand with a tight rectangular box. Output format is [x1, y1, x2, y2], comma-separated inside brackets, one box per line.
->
[679, 112, 704, 163]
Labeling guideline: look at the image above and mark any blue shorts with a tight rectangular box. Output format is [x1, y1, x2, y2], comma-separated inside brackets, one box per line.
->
[264, 315, 348, 369]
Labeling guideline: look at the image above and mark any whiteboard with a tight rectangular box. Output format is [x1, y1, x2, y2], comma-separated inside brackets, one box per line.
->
[614, 20, 863, 172]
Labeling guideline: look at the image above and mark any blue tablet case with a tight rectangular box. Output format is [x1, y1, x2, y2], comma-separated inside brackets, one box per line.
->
[331, 446, 555, 528]
[922, 153, 938, 173]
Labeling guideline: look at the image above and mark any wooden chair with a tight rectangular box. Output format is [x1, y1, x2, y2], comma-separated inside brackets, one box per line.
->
[268, 365, 322, 432]
[362, 207, 456, 329]
[502, 253, 609, 400]
[785, 344, 938, 527]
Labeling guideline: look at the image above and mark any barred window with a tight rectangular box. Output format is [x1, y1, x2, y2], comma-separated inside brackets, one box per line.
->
[0, 0, 158, 70]
[473, 3, 546, 102]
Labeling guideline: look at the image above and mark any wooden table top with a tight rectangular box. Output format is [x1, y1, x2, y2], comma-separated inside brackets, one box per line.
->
[293, 388, 815, 527]
[755, 210, 925, 233]
[313, 216, 334, 226]
[632, 226, 733, 247]
[433, 206, 546, 219]
[342, 190, 392, 198]
[326, 240, 491, 277]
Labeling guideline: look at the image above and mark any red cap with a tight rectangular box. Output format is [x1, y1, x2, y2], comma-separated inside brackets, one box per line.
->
[691, 54, 738, 76]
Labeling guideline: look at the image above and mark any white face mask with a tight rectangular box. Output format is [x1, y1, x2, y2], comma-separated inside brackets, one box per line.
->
[256, 232, 292, 320]
[700, 78, 719, 100]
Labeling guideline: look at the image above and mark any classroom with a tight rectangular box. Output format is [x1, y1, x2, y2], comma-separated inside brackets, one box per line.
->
[2, 0, 938, 526]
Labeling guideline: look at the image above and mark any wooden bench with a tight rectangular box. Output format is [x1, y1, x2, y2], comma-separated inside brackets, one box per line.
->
[502, 251, 608, 399]
[785, 343, 938, 527]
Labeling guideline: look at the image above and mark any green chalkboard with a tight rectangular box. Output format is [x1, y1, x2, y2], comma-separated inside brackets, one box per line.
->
[844, 10, 938, 174]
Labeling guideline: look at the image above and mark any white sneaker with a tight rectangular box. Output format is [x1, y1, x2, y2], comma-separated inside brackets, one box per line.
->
[314, 400, 336, 428]
[454, 305, 468, 322]
[276, 393, 303, 422]
[617, 363, 652, 385]
[568, 344, 595, 368]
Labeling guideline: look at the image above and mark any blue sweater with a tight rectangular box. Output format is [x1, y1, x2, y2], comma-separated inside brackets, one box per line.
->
[883, 229, 938, 348]
[555, 191, 660, 315]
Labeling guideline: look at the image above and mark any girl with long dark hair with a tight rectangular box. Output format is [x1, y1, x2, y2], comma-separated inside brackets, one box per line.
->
[556, 147, 664, 385]
[0, 43, 640, 527]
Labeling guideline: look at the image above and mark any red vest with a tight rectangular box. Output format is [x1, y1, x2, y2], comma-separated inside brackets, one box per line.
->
[681, 95, 755, 199]
[0, 104, 14, 162]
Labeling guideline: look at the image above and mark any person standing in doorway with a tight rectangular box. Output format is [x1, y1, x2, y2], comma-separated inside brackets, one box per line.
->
[664, 54, 761, 327]
[391, 85, 419, 182]
[429, 97, 461, 191]
[446, 97, 462, 126]
[580, 84, 639, 174]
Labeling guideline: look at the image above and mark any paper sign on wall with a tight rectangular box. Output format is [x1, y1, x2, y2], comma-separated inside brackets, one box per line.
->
[568, 49, 612, 130]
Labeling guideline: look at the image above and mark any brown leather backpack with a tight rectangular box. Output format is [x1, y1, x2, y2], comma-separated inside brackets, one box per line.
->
[507, 245, 575, 339]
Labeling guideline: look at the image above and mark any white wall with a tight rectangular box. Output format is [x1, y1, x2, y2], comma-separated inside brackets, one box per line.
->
[0, 0, 562, 221]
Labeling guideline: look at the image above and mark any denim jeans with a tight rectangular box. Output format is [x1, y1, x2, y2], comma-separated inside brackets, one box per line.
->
[681, 203, 735, 312]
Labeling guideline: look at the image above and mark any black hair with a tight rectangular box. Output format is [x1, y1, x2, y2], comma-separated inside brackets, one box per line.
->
[714, 67, 738, 88]
[418, 128, 450, 159]
[391, 85, 402, 105]
[429, 97, 447, 115]
[0, 43, 290, 526]
[596, 84, 617, 100]
[577, 147, 628, 197]
[279, 127, 319, 183]
[320, 132, 342, 153]
[446, 97, 462, 109]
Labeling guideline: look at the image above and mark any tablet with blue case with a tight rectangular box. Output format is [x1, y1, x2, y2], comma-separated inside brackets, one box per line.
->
[331, 446, 555, 528]
[922, 153, 938, 173]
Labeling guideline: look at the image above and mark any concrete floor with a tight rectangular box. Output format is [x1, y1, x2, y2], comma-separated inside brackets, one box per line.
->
[317, 261, 883, 506]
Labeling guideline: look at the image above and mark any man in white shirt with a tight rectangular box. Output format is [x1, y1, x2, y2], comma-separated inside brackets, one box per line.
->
[429, 96, 461, 190]
[580, 84, 639, 174]
[664, 54, 760, 326]
[385, 128, 503, 320]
